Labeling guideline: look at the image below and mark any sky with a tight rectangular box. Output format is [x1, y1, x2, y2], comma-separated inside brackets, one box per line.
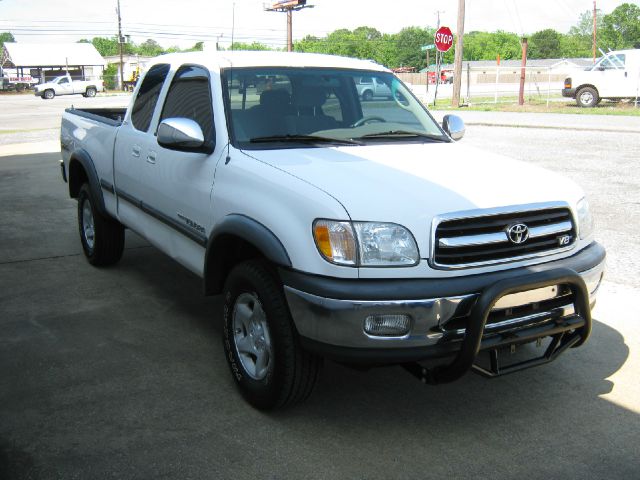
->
[0, 0, 634, 49]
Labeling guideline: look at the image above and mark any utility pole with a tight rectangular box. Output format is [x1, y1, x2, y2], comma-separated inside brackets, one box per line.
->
[518, 37, 528, 106]
[116, 0, 124, 90]
[592, 0, 597, 64]
[451, 0, 465, 107]
[435, 10, 445, 29]
[266, 1, 314, 53]
[287, 10, 293, 52]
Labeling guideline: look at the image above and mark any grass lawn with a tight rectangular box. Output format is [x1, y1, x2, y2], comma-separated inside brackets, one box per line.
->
[429, 96, 640, 116]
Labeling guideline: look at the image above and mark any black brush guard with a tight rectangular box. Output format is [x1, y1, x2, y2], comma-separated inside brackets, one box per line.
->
[404, 267, 591, 384]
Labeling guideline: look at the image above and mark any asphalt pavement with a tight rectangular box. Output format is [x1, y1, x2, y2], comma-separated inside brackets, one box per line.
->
[1, 94, 639, 479]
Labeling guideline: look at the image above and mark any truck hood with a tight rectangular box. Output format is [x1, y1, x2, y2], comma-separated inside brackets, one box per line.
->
[246, 142, 583, 255]
[249, 142, 583, 218]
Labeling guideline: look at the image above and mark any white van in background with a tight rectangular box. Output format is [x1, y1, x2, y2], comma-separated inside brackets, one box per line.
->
[563, 48, 640, 107]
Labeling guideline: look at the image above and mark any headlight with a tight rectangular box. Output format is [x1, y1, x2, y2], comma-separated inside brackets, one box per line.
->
[577, 197, 594, 239]
[313, 220, 419, 267]
[353, 222, 419, 266]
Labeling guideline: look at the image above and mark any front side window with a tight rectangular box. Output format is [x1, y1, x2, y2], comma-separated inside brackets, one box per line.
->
[595, 54, 625, 70]
[160, 64, 214, 147]
[131, 63, 170, 132]
[59, 77, 68, 84]
[222, 67, 446, 150]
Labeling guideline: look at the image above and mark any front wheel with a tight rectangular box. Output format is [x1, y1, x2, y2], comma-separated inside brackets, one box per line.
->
[362, 90, 373, 102]
[223, 260, 322, 410]
[576, 87, 598, 108]
[78, 184, 124, 266]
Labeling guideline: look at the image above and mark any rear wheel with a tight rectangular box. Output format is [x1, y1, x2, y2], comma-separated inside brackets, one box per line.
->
[222, 260, 322, 410]
[78, 183, 124, 266]
[85, 87, 97, 98]
[362, 90, 373, 102]
[576, 87, 598, 108]
[43, 89, 54, 99]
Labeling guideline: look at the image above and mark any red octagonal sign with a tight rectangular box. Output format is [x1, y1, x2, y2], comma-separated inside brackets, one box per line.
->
[434, 26, 454, 52]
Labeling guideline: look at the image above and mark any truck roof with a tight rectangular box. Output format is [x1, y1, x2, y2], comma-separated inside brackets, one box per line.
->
[147, 50, 390, 73]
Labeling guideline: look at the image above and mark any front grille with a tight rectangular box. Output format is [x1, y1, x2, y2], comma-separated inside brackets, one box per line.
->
[433, 207, 576, 267]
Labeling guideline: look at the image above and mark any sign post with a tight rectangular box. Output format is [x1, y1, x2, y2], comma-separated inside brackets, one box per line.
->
[433, 26, 453, 106]
[421, 44, 435, 93]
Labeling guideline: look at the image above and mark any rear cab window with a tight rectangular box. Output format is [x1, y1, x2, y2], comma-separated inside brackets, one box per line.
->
[131, 64, 171, 132]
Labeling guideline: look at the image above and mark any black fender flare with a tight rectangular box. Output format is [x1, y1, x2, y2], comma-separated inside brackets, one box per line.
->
[67, 148, 108, 216]
[203, 214, 292, 295]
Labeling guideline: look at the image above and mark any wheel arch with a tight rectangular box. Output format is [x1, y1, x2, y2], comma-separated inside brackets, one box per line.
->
[576, 84, 599, 96]
[204, 214, 292, 296]
[67, 149, 107, 216]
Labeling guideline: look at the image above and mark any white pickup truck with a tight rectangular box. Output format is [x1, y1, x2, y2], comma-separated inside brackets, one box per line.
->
[35, 74, 104, 99]
[563, 48, 640, 107]
[60, 51, 605, 410]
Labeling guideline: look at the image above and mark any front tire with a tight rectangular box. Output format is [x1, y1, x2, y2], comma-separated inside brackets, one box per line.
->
[576, 87, 598, 108]
[223, 260, 322, 410]
[78, 184, 124, 266]
[362, 90, 373, 102]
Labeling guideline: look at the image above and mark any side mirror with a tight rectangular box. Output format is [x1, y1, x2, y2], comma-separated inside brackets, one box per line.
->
[157, 118, 205, 150]
[442, 114, 465, 141]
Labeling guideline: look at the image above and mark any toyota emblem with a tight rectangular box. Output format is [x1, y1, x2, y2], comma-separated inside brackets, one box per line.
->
[507, 223, 529, 244]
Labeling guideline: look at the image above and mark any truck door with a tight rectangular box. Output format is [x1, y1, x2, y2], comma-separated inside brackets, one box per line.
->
[57, 77, 73, 95]
[596, 53, 635, 98]
[113, 63, 171, 229]
[142, 64, 222, 273]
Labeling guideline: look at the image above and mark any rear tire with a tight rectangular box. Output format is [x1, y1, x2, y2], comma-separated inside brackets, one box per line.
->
[362, 90, 373, 102]
[576, 87, 598, 108]
[222, 260, 322, 410]
[43, 89, 54, 99]
[85, 87, 97, 98]
[78, 183, 124, 266]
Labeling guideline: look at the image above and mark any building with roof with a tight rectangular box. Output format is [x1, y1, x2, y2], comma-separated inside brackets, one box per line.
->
[1, 42, 105, 85]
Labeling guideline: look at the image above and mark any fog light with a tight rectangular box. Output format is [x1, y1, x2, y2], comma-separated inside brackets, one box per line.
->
[364, 314, 411, 337]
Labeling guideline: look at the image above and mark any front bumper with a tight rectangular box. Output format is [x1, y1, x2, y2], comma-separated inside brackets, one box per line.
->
[562, 88, 576, 98]
[283, 242, 605, 364]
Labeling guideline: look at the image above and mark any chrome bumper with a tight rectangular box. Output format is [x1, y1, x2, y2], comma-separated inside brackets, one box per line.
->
[284, 257, 605, 352]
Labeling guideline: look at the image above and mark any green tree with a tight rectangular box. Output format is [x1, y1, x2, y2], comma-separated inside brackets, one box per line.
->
[102, 63, 118, 90]
[0, 32, 15, 50]
[394, 27, 434, 69]
[91, 37, 134, 56]
[230, 41, 271, 51]
[463, 31, 521, 61]
[528, 29, 562, 58]
[189, 41, 204, 52]
[136, 39, 164, 56]
[600, 3, 640, 50]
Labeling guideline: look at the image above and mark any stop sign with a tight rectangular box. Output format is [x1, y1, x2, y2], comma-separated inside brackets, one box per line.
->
[434, 26, 454, 52]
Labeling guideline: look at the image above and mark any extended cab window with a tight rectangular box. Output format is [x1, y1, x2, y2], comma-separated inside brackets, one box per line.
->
[59, 77, 68, 84]
[131, 63, 170, 132]
[160, 65, 214, 146]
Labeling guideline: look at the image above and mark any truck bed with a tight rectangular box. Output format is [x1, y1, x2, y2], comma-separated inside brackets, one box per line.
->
[64, 107, 126, 127]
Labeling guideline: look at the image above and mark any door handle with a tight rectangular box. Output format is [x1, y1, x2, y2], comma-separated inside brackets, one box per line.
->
[132, 145, 141, 157]
[625, 71, 628, 77]
[146, 151, 157, 164]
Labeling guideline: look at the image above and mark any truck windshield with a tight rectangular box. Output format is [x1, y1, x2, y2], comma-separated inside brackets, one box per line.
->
[222, 67, 447, 149]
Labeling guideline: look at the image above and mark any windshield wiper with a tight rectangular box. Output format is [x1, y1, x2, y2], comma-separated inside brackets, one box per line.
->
[354, 130, 449, 142]
[249, 134, 361, 145]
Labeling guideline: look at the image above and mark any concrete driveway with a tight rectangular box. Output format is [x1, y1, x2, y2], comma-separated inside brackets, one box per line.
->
[0, 96, 639, 479]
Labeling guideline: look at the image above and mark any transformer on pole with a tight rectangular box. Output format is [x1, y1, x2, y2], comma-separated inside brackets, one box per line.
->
[265, 1, 314, 52]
